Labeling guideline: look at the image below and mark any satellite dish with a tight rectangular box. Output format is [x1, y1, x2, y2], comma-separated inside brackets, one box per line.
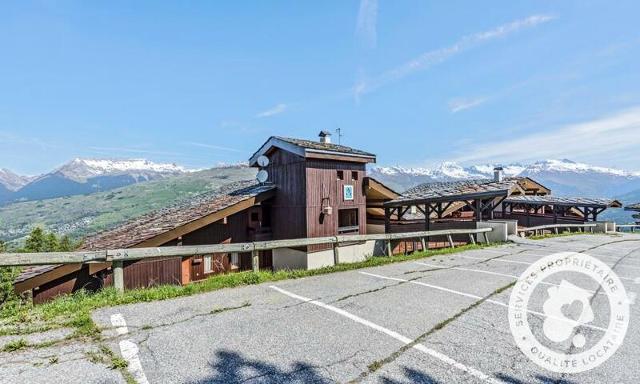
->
[257, 155, 270, 167]
[256, 169, 269, 183]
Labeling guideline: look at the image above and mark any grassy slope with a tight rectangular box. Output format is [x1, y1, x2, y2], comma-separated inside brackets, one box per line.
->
[0, 166, 257, 244]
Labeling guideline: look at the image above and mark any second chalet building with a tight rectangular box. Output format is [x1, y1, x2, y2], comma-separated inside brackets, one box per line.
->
[14, 132, 622, 302]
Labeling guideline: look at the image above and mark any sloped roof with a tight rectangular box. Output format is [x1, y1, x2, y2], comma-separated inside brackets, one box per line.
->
[505, 195, 622, 208]
[15, 265, 58, 284]
[387, 178, 518, 206]
[275, 137, 375, 157]
[364, 177, 401, 199]
[15, 181, 275, 286]
[82, 180, 275, 250]
[249, 136, 376, 165]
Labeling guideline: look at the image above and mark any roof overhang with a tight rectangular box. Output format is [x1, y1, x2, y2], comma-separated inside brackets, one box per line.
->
[505, 196, 623, 209]
[515, 177, 551, 195]
[14, 187, 277, 294]
[384, 189, 511, 208]
[249, 137, 376, 166]
[133, 187, 276, 248]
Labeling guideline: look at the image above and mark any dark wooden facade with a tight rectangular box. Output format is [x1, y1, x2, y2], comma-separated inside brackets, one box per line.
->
[261, 148, 368, 253]
[264, 149, 308, 241]
[30, 203, 274, 303]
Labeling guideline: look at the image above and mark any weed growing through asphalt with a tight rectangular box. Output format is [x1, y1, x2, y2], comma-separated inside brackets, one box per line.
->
[211, 301, 251, 314]
[1, 338, 27, 352]
[529, 231, 601, 240]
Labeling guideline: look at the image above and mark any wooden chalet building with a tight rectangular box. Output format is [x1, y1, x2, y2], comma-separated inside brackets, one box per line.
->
[12, 133, 623, 302]
[15, 132, 392, 302]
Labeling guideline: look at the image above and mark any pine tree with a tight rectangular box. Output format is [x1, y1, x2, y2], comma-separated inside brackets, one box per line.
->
[58, 235, 74, 252]
[44, 233, 59, 252]
[0, 240, 17, 306]
[24, 227, 46, 252]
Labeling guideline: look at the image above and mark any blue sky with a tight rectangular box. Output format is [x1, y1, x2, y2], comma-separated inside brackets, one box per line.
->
[2, 1, 640, 175]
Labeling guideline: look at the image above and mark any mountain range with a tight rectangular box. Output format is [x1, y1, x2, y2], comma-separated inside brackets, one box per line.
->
[369, 159, 640, 198]
[1, 157, 639, 245]
[0, 159, 190, 205]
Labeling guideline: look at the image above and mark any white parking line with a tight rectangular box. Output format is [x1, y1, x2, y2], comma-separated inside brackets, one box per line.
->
[459, 255, 638, 282]
[270, 285, 506, 384]
[461, 255, 531, 265]
[110, 313, 129, 335]
[359, 272, 608, 332]
[414, 261, 603, 294]
[110, 314, 150, 384]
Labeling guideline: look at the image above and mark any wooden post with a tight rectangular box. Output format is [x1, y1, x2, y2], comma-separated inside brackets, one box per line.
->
[113, 261, 124, 293]
[384, 207, 391, 234]
[425, 204, 431, 247]
[420, 237, 427, 252]
[468, 233, 476, 245]
[554, 227, 559, 235]
[447, 234, 454, 248]
[333, 243, 340, 265]
[252, 250, 259, 273]
[386, 240, 393, 256]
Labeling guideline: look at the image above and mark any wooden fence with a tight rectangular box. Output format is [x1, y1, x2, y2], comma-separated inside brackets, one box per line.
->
[0, 228, 493, 292]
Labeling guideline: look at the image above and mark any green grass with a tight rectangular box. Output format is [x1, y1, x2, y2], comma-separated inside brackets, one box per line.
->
[0, 243, 495, 338]
[86, 344, 133, 383]
[529, 231, 598, 240]
[1, 338, 27, 352]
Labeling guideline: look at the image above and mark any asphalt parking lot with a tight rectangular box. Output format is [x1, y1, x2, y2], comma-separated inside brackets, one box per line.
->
[4, 233, 640, 383]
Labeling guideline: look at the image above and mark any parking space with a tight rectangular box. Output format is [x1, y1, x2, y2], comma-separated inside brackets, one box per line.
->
[90, 233, 640, 383]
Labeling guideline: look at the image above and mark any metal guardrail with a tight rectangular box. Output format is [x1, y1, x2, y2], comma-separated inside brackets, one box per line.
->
[616, 225, 640, 232]
[0, 228, 493, 292]
[517, 223, 597, 237]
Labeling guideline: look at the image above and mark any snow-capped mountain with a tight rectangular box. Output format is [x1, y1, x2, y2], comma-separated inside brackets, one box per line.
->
[0, 168, 33, 191]
[0, 159, 193, 204]
[374, 162, 525, 181]
[370, 159, 640, 198]
[55, 158, 189, 182]
[518, 159, 640, 197]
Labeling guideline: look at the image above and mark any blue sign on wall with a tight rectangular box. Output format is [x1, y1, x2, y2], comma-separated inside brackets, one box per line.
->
[343, 185, 354, 201]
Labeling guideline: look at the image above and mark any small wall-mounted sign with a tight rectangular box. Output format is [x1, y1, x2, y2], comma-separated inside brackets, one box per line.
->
[343, 185, 354, 201]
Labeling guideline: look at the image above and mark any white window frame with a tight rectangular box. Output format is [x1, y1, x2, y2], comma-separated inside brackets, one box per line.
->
[230, 252, 239, 269]
[203, 255, 213, 273]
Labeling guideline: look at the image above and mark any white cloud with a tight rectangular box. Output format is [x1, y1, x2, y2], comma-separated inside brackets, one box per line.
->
[182, 142, 242, 152]
[354, 14, 555, 99]
[452, 106, 640, 164]
[448, 97, 487, 113]
[356, 0, 378, 49]
[256, 103, 288, 118]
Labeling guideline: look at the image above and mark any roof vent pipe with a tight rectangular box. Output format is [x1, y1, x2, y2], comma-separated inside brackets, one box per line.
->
[319, 130, 332, 144]
[494, 167, 504, 182]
